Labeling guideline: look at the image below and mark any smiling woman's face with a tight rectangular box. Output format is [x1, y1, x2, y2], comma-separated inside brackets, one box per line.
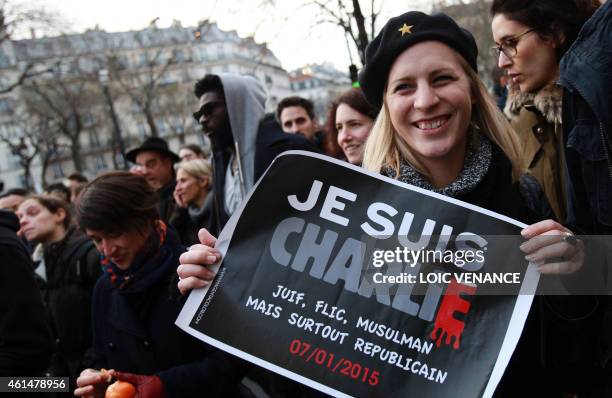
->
[335, 104, 374, 165]
[85, 228, 149, 270]
[385, 41, 474, 167]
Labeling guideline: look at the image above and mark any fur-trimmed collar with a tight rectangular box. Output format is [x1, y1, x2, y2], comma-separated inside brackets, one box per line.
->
[504, 84, 563, 125]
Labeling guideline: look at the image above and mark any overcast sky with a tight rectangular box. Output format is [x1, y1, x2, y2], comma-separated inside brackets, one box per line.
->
[33, 0, 430, 72]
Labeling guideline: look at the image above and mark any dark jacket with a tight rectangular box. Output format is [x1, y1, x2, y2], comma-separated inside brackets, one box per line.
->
[169, 194, 214, 246]
[559, 0, 612, 235]
[158, 180, 177, 224]
[0, 210, 52, 376]
[210, 114, 320, 235]
[559, 2, 612, 393]
[39, 226, 101, 388]
[444, 145, 597, 397]
[91, 226, 245, 397]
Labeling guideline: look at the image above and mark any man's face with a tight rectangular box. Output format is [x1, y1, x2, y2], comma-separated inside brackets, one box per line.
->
[280, 106, 317, 141]
[0, 194, 25, 212]
[195, 91, 232, 149]
[135, 150, 173, 190]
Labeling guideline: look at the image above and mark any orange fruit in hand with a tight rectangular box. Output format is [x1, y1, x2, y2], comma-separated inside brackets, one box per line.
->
[105, 380, 136, 398]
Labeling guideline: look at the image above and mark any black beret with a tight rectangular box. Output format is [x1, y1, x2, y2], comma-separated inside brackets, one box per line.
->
[359, 11, 478, 109]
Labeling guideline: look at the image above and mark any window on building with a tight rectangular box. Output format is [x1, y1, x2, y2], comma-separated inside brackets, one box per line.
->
[137, 123, 148, 138]
[0, 52, 10, 68]
[89, 131, 100, 148]
[156, 120, 167, 136]
[95, 154, 107, 171]
[217, 45, 225, 60]
[11, 153, 21, 168]
[52, 162, 64, 179]
[171, 117, 183, 134]
[173, 49, 185, 63]
[156, 52, 167, 66]
[83, 113, 95, 127]
[19, 173, 29, 188]
[8, 124, 19, 140]
[198, 47, 207, 62]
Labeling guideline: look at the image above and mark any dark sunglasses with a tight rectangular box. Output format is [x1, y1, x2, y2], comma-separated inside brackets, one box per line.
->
[193, 101, 225, 122]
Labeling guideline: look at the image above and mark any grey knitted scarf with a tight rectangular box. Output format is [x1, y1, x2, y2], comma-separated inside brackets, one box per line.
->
[382, 134, 492, 198]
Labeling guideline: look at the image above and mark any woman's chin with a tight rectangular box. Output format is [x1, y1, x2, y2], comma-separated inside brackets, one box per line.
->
[112, 257, 131, 270]
[415, 145, 455, 161]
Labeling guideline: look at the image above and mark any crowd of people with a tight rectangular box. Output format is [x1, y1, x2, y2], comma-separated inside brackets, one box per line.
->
[0, 0, 610, 397]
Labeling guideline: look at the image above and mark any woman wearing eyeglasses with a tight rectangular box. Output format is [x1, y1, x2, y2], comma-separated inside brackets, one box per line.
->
[492, 1, 608, 396]
[490, 0, 600, 223]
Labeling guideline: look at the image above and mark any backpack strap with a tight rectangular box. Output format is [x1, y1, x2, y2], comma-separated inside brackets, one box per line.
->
[61, 239, 96, 284]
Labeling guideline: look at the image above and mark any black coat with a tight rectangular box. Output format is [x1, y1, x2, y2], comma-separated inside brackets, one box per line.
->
[559, 0, 612, 235]
[454, 146, 599, 397]
[559, 3, 612, 394]
[169, 194, 214, 246]
[38, 227, 101, 385]
[90, 228, 246, 398]
[158, 180, 177, 224]
[0, 210, 52, 377]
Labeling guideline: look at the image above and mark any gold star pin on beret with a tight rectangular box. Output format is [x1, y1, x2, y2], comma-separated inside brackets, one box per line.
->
[398, 23, 413, 36]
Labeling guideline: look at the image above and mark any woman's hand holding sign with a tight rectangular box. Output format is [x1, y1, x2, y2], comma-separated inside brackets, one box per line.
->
[520, 220, 584, 274]
[177, 228, 221, 294]
[177, 220, 586, 295]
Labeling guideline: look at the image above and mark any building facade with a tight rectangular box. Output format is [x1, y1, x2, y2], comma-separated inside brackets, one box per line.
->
[289, 62, 351, 123]
[0, 20, 293, 190]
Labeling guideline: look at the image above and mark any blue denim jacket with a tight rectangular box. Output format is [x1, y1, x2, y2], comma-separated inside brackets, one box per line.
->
[559, 0, 612, 234]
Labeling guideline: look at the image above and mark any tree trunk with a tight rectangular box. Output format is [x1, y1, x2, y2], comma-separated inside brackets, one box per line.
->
[145, 106, 158, 137]
[70, 136, 83, 172]
[352, 0, 369, 65]
[21, 159, 33, 190]
[41, 152, 52, 187]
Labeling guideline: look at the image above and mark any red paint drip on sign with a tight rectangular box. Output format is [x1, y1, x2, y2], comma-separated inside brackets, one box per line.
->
[430, 278, 476, 349]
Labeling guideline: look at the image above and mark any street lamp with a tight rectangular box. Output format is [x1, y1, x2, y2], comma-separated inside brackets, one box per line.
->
[98, 68, 127, 169]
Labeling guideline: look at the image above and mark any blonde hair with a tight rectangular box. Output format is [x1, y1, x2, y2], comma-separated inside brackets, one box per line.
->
[363, 51, 523, 182]
[175, 159, 213, 186]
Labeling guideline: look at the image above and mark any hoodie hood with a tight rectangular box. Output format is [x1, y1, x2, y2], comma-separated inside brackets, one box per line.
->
[217, 73, 266, 195]
[504, 84, 563, 125]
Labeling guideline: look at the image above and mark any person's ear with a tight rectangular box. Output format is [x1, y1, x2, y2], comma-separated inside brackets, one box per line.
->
[55, 208, 67, 225]
[555, 33, 566, 48]
[199, 176, 210, 190]
[546, 26, 565, 48]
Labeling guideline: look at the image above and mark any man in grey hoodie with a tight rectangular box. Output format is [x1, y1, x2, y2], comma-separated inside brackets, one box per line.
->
[192, 74, 323, 397]
[193, 74, 318, 235]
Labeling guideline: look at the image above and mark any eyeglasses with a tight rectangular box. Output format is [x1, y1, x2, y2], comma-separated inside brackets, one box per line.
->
[491, 29, 535, 59]
[192, 101, 225, 122]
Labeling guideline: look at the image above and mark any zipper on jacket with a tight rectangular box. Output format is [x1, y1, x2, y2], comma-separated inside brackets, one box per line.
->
[599, 122, 612, 181]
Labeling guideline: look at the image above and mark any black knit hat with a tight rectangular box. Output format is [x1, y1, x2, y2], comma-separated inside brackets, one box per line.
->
[126, 137, 180, 163]
[358, 11, 478, 109]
